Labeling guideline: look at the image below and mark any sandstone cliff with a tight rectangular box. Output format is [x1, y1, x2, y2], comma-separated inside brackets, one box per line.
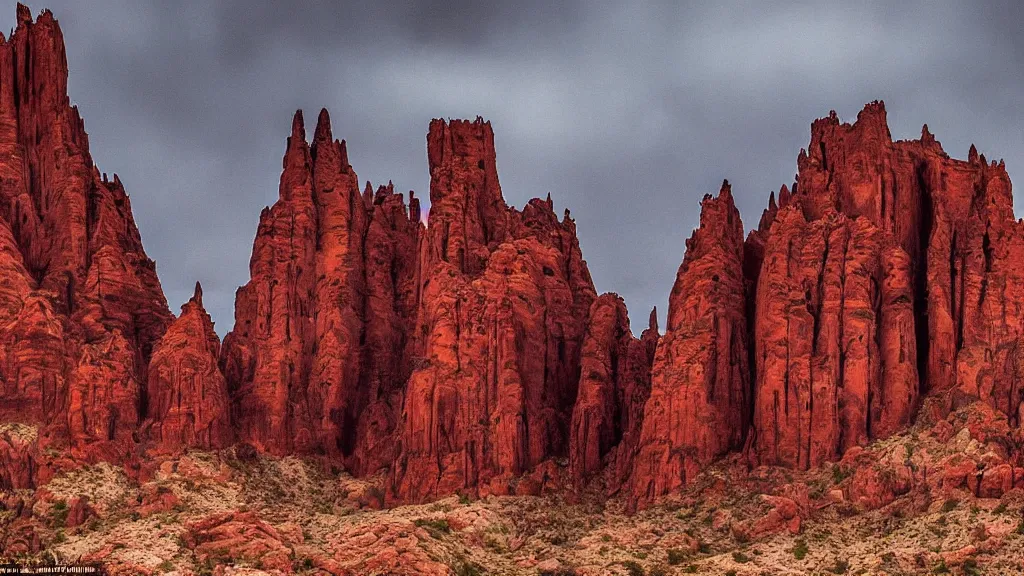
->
[220, 108, 421, 478]
[0, 5, 172, 488]
[629, 181, 750, 506]
[4, 4, 1024, 517]
[389, 118, 598, 502]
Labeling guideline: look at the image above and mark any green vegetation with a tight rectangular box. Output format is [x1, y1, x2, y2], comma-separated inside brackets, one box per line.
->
[793, 538, 808, 560]
[732, 551, 751, 563]
[49, 499, 69, 528]
[829, 559, 850, 574]
[453, 560, 485, 576]
[414, 517, 451, 538]
[667, 548, 688, 565]
[832, 464, 851, 484]
[941, 499, 959, 513]
[622, 560, 645, 576]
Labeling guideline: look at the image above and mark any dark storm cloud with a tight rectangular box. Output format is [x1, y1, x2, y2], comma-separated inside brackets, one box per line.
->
[4, 1, 1022, 335]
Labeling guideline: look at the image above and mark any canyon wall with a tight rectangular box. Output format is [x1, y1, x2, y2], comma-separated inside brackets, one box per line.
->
[2, 5, 1023, 511]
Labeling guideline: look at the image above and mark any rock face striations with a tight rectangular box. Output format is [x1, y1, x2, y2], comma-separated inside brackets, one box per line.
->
[0, 5, 173, 489]
[389, 118, 598, 502]
[145, 283, 231, 453]
[4, 5, 1024, 513]
[747, 103, 1024, 477]
[219, 108, 421, 478]
[629, 182, 750, 506]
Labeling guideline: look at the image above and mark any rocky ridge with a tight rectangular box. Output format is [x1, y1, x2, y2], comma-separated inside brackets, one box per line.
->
[0, 3, 1023, 541]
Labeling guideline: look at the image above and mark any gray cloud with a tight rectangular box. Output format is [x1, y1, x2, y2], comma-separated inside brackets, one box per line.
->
[5, 1, 1022, 335]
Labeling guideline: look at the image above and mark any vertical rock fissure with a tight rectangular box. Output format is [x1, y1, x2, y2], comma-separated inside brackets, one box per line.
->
[914, 168, 933, 393]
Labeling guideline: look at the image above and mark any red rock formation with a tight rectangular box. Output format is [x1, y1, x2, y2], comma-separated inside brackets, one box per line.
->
[791, 102, 1024, 420]
[750, 204, 918, 469]
[0, 5, 171, 364]
[0, 6, 172, 478]
[629, 182, 750, 506]
[568, 294, 654, 493]
[184, 511, 297, 573]
[145, 283, 232, 452]
[5, 1, 1024, 517]
[746, 100, 1024, 471]
[222, 108, 420, 471]
[388, 119, 597, 502]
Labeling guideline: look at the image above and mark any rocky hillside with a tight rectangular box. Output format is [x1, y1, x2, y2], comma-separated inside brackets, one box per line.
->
[3, 3, 1024, 574]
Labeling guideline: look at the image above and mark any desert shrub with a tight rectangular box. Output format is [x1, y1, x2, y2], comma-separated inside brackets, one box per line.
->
[793, 538, 808, 560]
[667, 548, 688, 565]
[622, 560, 645, 576]
[829, 559, 849, 574]
[453, 560, 485, 576]
[414, 518, 451, 538]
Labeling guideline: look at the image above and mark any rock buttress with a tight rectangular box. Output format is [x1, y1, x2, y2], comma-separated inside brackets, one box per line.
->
[389, 119, 597, 502]
[629, 182, 750, 507]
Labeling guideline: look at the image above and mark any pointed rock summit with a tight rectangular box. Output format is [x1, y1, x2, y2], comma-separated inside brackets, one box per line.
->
[145, 283, 231, 453]
[629, 180, 750, 506]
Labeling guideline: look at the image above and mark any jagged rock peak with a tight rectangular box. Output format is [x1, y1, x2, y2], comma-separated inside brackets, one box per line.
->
[290, 109, 306, 141]
[190, 281, 203, 308]
[314, 107, 332, 143]
[629, 179, 750, 507]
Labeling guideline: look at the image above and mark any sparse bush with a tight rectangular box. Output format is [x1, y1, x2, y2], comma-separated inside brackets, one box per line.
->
[622, 560, 645, 576]
[453, 560, 485, 576]
[648, 566, 668, 576]
[832, 464, 851, 484]
[157, 559, 174, 573]
[414, 518, 451, 538]
[667, 549, 688, 565]
[941, 499, 959, 513]
[732, 552, 751, 563]
[993, 502, 1008, 514]
[683, 566, 698, 574]
[793, 538, 808, 560]
[458, 492, 472, 505]
[829, 559, 849, 574]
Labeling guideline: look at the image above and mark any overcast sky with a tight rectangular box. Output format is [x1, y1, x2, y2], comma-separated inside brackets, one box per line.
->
[6, 1, 1022, 335]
